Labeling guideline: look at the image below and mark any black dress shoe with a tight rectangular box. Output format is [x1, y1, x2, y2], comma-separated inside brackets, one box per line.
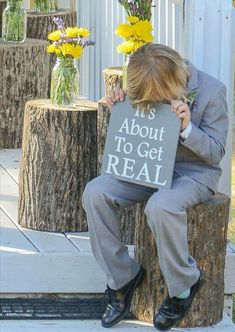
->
[154, 270, 204, 331]
[101, 266, 145, 328]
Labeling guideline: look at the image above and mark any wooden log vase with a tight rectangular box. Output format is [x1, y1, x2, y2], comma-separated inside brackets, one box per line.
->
[103, 67, 122, 96]
[0, 39, 50, 148]
[131, 193, 230, 328]
[18, 99, 98, 232]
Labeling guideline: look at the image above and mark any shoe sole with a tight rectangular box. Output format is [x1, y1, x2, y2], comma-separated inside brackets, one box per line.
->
[101, 267, 145, 328]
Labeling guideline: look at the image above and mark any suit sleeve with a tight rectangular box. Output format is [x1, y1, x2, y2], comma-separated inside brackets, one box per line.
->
[180, 83, 228, 165]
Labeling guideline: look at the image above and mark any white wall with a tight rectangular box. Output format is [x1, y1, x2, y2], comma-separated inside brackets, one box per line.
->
[184, 0, 235, 196]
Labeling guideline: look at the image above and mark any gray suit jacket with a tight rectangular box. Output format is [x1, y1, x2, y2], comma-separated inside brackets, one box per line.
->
[174, 62, 229, 192]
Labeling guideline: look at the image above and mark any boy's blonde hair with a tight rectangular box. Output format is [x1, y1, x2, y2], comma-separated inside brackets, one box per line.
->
[127, 43, 190, 107]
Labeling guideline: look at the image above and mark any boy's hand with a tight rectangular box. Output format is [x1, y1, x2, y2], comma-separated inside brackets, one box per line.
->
[106, 87, 126, 106]
[171, 99, 191, 131]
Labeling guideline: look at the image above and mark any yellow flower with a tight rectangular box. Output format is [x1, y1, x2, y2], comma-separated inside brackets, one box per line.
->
[127, 16, 139, 24]
[117, 40, 135, 54]
[60, 43, 74, 56]
[48, 30, 61, 41]
[76, 27, 90, 37]
[115, 23, 134, 38]
[142, 33, 154, 43]
[134, 20, 153, 38]
[47, 44, 57, 53]
[65, 27, 78, 38]
[70, 44, 83, 58]
[117, 40, 146, 54]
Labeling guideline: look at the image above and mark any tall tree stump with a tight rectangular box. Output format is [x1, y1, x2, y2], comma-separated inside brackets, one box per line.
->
[0, 0, 6, 38]
[98, 98, 139, 245]
[131, 193, 230, 328]
[18, 99, 98, 232]
[27, 9, 77, 97]
[27, 9, 77, 40]
[103, 67, 123, 96]
[0, 39, 50, 148]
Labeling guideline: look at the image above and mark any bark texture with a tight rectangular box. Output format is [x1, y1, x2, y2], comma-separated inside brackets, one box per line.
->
[18, 99, 98, 232]
[131, 193, 230, 328]
[0, 0, 6, 38]
[103, 67, 123, 96]
[27, 9, 77, 40]
[0, 39, 50, 148]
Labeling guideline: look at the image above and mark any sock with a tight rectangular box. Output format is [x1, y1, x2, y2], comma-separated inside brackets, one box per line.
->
[175, 288, 190, 299]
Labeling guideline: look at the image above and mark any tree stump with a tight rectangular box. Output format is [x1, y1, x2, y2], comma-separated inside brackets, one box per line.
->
[0, 39, 50, 148]
[103, 67, 123, 96]
[131, 193, 230, 328]
[0, 0, 6, 38]
[27, 9, 77, 97]
[18, 99, 98, 232]
[97, 98, 139, 245]
[26, 9, 77, 40]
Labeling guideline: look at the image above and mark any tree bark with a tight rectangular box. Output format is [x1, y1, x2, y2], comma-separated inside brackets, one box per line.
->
[103, 67, 123, 96]
[0, 39, 50, 148]
[18, 99, 98, 232]
[131, 193, 230, 328]
[0, 0, 6, 38]
[26, 9, 77, 40]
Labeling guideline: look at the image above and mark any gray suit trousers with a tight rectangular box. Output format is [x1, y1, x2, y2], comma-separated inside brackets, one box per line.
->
[82, 173, 213, 298]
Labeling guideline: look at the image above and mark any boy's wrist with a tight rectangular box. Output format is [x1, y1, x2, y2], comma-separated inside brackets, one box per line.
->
[180, 121, 192, 139]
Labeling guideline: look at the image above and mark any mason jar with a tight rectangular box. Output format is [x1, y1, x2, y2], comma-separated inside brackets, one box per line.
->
[2, 0, 27, 43]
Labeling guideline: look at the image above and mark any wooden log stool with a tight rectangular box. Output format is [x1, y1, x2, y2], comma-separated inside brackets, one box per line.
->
[0, 39, 50, 148]
[131, 194, 230, 327]
[26, 9, 77, 97]
[27, 9, 77, 40]
[18, 99, 98, 232]
[0, 0, 6, 38]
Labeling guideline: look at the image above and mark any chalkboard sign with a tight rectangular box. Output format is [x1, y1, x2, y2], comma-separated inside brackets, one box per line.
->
[101, 98, 181, 189]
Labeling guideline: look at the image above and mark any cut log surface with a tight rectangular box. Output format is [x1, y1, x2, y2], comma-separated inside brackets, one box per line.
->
[0, 39, 50, 148]
[27, 9, 77, 40]
[18, 99, 98, 232]
[131, 193, 230, 328]
[0, 0, 6, 38]
[103, 67, 123, 96]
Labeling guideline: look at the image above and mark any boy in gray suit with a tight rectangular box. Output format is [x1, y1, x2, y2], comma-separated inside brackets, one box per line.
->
[82, 43, 228, 331]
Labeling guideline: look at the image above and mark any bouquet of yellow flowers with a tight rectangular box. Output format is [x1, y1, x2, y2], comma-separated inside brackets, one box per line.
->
[115, 15, 153, 54]
[116, 0, 154, 54]
[47, 17, 95, 59]
[47, 17, 95, 106]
